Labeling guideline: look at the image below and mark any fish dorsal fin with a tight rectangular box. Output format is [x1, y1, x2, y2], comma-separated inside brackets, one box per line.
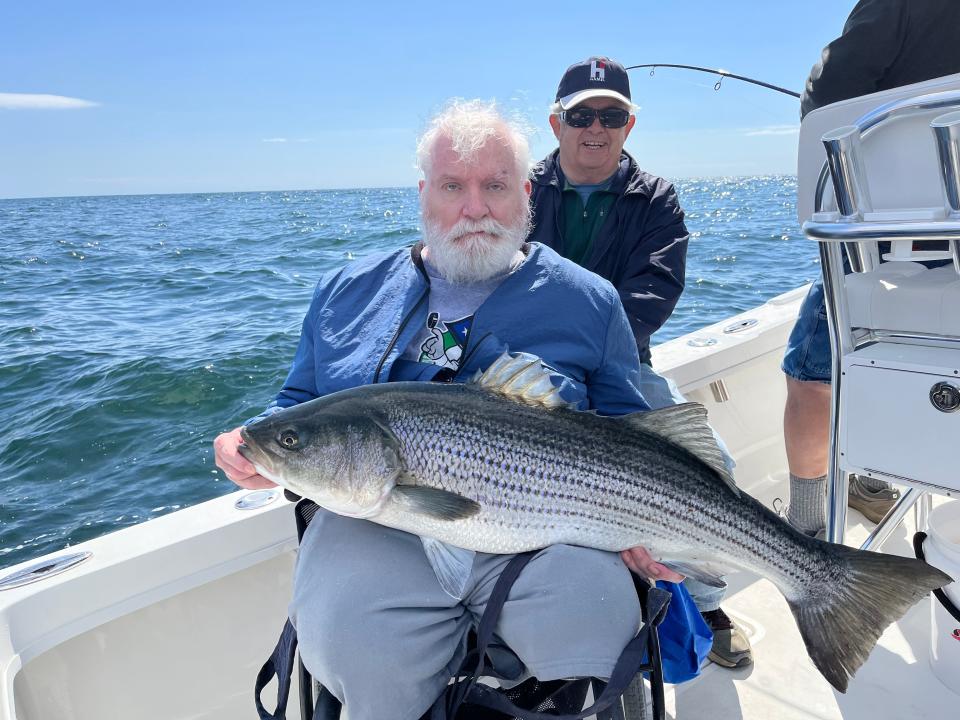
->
[622, 402, 739, 495]
[470, 351, 576, 409]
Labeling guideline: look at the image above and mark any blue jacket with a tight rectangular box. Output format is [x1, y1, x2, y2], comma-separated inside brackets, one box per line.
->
[528, 150, 688, 366]
[264, 242, 649, 416]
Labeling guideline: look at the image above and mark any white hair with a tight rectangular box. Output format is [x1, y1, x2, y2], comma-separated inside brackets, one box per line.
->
[416, 99, 531, 182]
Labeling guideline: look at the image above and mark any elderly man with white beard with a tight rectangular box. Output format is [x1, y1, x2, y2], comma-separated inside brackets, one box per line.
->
[214, 100, 684, 720]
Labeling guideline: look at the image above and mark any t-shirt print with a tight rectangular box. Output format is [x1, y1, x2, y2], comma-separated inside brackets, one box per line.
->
[417, 311, 473, 370]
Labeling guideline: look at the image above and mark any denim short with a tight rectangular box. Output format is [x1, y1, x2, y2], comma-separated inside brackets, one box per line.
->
[781, 279, 833, 383]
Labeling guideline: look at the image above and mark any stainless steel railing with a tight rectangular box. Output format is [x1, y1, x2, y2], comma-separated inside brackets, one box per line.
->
[802, 90, 960, 548]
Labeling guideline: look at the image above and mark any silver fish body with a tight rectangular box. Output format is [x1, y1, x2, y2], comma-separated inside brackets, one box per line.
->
[237, 354, 951, 693]
[373, 383, 791, 581]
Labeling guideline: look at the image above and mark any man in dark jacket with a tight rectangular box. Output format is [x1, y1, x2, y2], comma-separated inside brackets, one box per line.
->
[528, 57, 753, 670]
[783, 0, 960, 538]
[527, 57, 686, 368]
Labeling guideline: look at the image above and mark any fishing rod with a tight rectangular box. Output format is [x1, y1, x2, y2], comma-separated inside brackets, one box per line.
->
[626, 63, 801, 99]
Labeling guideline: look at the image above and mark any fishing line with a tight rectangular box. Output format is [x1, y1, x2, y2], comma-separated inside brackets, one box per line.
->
[627, 64, 800, 99]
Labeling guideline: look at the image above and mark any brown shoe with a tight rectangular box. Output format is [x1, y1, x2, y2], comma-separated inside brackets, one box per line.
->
[702, 608, 753, 668]
[847, 476, 900, 524]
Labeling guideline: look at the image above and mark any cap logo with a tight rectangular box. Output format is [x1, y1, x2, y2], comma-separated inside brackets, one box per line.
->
[590, 59, 606, 82]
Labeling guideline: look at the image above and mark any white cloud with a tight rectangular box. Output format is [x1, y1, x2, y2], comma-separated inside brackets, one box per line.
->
[743, 125, 800, 137]
[262, 137, 314, 143]
[0, 93, 98, 110]
[262, 137, 288, 143]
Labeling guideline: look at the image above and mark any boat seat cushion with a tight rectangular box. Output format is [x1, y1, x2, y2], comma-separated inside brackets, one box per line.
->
[846, 262, 960, 337]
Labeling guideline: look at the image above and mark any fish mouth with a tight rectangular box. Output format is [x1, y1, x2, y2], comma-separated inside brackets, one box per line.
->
[237, 427, 260, 466]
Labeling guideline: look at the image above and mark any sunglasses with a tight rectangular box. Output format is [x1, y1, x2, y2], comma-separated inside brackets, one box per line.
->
[560, 106, 631, 129]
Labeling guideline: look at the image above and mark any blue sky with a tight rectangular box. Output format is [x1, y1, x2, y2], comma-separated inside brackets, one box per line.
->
[0, 1, 853, 199]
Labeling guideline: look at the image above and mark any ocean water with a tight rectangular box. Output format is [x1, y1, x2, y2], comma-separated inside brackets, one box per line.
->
[0, 177, 812, 569]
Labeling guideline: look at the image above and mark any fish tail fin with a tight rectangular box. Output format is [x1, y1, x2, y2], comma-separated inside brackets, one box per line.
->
[788, 544, 952, 693]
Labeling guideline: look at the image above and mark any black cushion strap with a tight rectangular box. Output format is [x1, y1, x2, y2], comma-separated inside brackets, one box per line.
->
[437, 550, 539, 717]
[254, 619, 300, 720]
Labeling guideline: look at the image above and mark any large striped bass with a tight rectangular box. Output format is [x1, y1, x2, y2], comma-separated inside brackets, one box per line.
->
[238, 352, 951, 692]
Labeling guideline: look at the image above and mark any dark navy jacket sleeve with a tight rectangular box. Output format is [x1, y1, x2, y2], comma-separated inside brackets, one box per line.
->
[617, 179, 688, 355]
[801, 0, 907, 118]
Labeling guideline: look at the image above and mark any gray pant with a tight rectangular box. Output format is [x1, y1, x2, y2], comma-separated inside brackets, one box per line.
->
[289, 508, 642, 720]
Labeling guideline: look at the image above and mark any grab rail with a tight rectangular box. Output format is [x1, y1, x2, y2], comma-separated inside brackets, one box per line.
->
[931, 110, 960, 273]
[804, 218, 960, 242]
[813, 88, 960, 214]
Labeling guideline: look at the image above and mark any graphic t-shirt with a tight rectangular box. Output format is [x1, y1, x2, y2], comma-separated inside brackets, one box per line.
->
[400, 251, 522, 599]
[401, 255, 519, 375]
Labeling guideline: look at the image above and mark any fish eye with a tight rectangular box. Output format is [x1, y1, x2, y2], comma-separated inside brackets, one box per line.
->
[278, 429, 300, 450]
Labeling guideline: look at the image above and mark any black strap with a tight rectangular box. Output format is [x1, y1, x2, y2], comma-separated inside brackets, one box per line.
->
[254, 619, 299, 720]
[432, 551, 537, 718]
[436, 552, 671, 720]
[914, 531, 960, 624]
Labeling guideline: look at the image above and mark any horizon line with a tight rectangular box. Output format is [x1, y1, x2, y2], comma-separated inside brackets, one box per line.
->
[0, 174, 800, 202]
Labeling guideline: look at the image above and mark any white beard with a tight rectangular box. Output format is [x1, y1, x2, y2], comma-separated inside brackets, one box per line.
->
[422, 215, 529, 283]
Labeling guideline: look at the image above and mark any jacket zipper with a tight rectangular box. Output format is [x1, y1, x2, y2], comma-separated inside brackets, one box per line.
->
[589, 195, 623, 268]
[374, 249, 431, 383]
[373, 288, 428, 384]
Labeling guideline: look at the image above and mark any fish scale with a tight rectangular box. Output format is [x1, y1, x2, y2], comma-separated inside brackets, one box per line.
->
[377, 384, 804, 582]
[238, 354, 953, 693]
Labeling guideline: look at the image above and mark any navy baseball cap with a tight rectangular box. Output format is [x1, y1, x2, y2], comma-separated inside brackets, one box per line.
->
[554, 56, 632, 110]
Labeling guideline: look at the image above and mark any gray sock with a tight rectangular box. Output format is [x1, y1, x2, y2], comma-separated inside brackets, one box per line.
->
[787, 473, 827, 534]
[854, 475, 891, 492]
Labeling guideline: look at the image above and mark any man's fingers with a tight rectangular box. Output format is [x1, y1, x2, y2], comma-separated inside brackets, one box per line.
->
[217, 461, 276, 489]
[649, 563, 685, 583]
[619, 549, 641, 575]
[213, 427, 274, 488]
[216, 451, 256, 478]
[232, 473, 278, 490]
[620, 547, 685, 583]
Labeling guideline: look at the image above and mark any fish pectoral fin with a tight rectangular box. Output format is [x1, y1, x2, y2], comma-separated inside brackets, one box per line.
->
[620, 403, 738, 495]
[393, 485, 481, 521]
[660, 560, 728, 588]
